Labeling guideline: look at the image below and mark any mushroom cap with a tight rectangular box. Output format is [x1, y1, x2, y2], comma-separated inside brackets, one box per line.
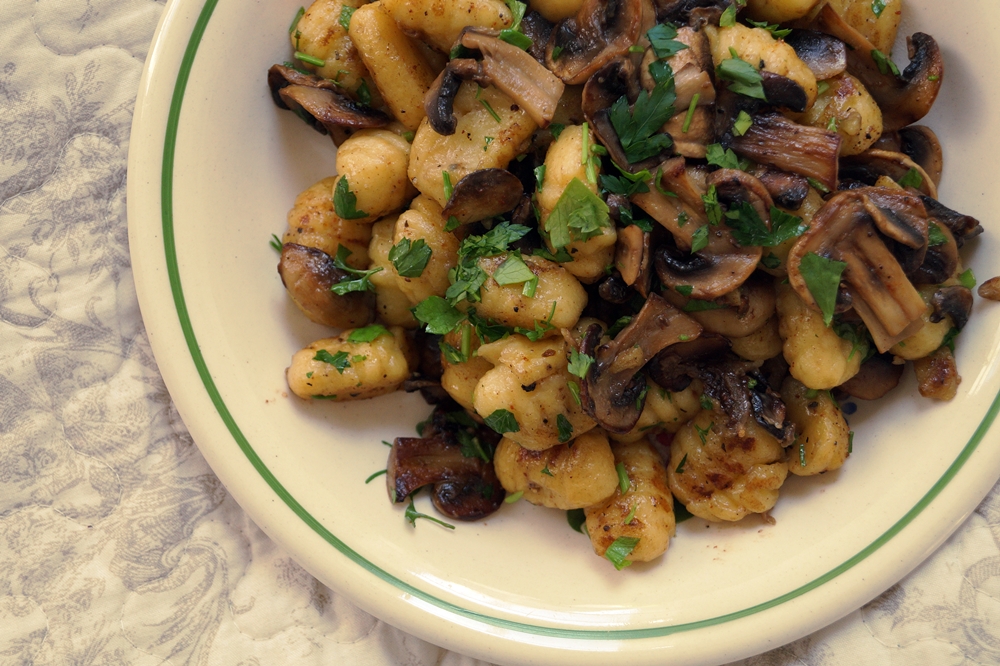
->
[442, 169, 525, 225]
[278, 243, 376, 329]
[267, 64, 390, 133]
[785, 29, 848, 81]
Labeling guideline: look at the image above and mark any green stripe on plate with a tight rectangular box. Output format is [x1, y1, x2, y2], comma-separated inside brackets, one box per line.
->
[160, 0, 1000, 640]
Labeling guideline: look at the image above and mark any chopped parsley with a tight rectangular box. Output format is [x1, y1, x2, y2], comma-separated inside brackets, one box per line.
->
[897, 168, 924, 189]
[733, 110, 753, 136]
[719, 3, 737, 26]
[442, 170, 454, 201]
[356, 80, 371, 106]
[314, 349, 351, 373]
[389, 238, 433, 278]
[338, 5, 354, 30]
[605, 536, 640, 570]
[959, 268, 977, 289]
[871, 0, 887, 17]
[928, 222, 948, 247]
[705, 143, 743, 170]
[348, 324, 391, 343]
[647, 23, 689, 58]
[761, 253, 781, 269]
[747, 19, 792, 39]
[695, 422, 713, 444]
[675, 285, 694, 296]
[505, 490, 524, 503]
[609, 71, 676, 163]
[567, 380, 582, 406]
[716, 48, 766, 100]
[690, 225, 710, 253]
[683, 299, 726, 312]
[406, 498, 455, 529]
[330, 245, 382, 295]
[726, 203, 808, 247]
[544, 178, 610, 248]
[833, 319, 874, 362]
[616, 462, 630, 494]
[702, 185, 723, 225]
[477, 86, 502, 122]
[557, 414, 573, 443]
[484, 409, 520, 434]
[498, 0, 532, 50]
[871, 49, 901, 76]
[568, 349, 594, 378]
[333, 176, 368, 219]
[492, 252, 538, 297]
[534, 164, 546, 191]
[413, 296, 466, 334]
[675, 452, 688, 474]
[799, 252, 848, 326]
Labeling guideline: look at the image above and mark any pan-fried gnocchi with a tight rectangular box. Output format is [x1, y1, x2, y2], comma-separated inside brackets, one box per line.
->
[270, 0, 981, 572]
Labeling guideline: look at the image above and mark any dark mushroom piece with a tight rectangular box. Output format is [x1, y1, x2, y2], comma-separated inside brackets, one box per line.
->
[728, 112, 842, 191]
[750, 165, 810, 210]
[700, 362, 794, 445]
[663, 272, 776, 338]
[920, 195, 984, 248]
[636, 159, 763, 299]
[929, 285, 973, 331]
[646, 333, 731, 391]
[910, 219, 958, 285]
[613, 224, 653, 297]
[840, 149, 937, 199]
[873, 126, 944, 188]
[580, 293, 703, 433]
[520, 10, 555, 64]
[267, 64, 390, 135]
[759, 71, 810, 114]
[278, 243, 375, 328]
[545, 0, 654, 85]
[787, 188, 929, 352]
[784, 30, 848, 81]
[838, 353, 903, 401]
[441, 169, 524, 225]
[813, 4, 943, 132]
[653, 0, 732, 26]
[424, 59, 490, 135]
[386, 408, 506, 520]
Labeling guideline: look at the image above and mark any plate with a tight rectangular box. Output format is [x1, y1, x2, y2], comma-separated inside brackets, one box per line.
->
[127, 1, 1000, 664]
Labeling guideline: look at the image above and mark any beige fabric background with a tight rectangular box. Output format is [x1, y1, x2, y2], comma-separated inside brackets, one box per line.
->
[2, 0, 999, 664]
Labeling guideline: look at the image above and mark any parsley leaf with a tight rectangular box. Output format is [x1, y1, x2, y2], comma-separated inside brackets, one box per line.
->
[719, 3, 737, 26]
[333, 176, 368, 219]
[389, 238, 432, 278]
[897, 168, 924, 189]
[871, 0, 887, 17]
[567, 508, 587, 533]
[616, 462, 630, 494]
[761, 253, 782, 269]
[484, 409, 520, 434]
[832, 319, 874, 362]
[675, 453, 688, 474]
[871, 49, 901, 76]
[609, 76, 676, 163]
[726, 203, 808, 247]
[568, 349, 594, 378]
[338, 5, 354, 30]
[746, 19, 791, 39]
[405, 498, 455, 529]
[492, 252, 538, 296]
[347, 324, 391, 343]
[605, 536, 640, 570]
[733, 110, 753, 136]
[557, 414, 573, 443]
[716, 50, 766, 100]
[330, 245, 382, 295]
[314, 349, 350, 373]
[928, 222, 947, 247]
[705, 143, 743, 170]
[690, 225, 709, 253]
[702, 185, 723, 225]
[799, 252, 847, 326]
[413, 296, 466, 334]
[959, 268, 977, 289]
[647, 23, 688, 58]
[544, 178, 610, 248]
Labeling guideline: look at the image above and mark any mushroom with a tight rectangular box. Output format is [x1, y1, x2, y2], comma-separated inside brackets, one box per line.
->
[840, 149, 937, 199]
[784, 30, 847, 81]
[386, 406, 506, 520]
[929, 285, 973, 331]
[700, 362, 794, 444]
[267, 64, 390, 135]
[613, 224, 653, 296]
[441, 168, 525, 224]
[653, 0, 732, 26]
[520, 10, 555, 64]
[728, 112, 842, 191]
[760, 71, 810, 114]
[751, 165, 810, 210]
[873, 126, 943, 187]
[424, 32, 565, 135]
[646, 333, 731, 391]
[545, 0, 654, 85]
[813, 4, 943, 133]
[787, 188, 929, 352]
[837, 353, 903, 401]
[278, 243, 375, 328]
[920, 195, 984, 248]
[636, 159, 763, 299]
[909, 218, 957, 285]
[580, 293, 703, 433]
[663, 273, 776, 337]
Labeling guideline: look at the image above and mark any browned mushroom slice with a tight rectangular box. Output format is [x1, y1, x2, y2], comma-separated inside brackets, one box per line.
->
[460, 30, 566, 128]
[700, 363, 794, 444]
[814, 4, 943, 133]
[545, 0, 653, 85]
[785, 30, 847, 81]
[387, 410, 506, 520]
[874, 126, 944, 188]
[910, 221, 957, 285]
[441, 169, 524, 224]
[840, 149, 937, 199]
[760, 71, 809, 114]
[838, 353, 903, 401]
[520, 10, 554, 64]
[653, 0, 731, 25]
[751, 165, 810, 210]
[730, 113, 841, 191]
[647, 333, 730, 391]
[920, 195, 983, 248]
[278, 243, 375, 328]
[613, 224, 652, 296]
[268, 64, 390, 134]
[663, 273, 776, 337]
[929, 285, 973, 331]
[787, 189, 928, 352]
[580, 294, 703, 433]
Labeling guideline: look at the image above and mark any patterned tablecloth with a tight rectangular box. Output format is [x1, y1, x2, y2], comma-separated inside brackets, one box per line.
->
[3, 1, 1000, 664]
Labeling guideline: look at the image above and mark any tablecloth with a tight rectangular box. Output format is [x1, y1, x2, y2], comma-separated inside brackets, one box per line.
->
[3, 0, 1000, 664]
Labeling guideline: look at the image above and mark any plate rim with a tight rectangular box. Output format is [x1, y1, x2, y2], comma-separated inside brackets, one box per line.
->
[127, 0, 1000, 662]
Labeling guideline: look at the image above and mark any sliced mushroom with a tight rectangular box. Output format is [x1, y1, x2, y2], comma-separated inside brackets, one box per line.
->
[646, 333, 731, 391]
[840, 149, 937, 199]
[785, 30, 848, 81]
[639, 26, 716, 111]
[546, 0, 654, 85]
[386, 407, 506, 520]
[787, 188, 928, 352]
[920, 195, 984, 248]
[814, 4, 943, 132]
[929, 285, 973, 331]
[278, 243, 375, 328]
[910, 216, 957, 285]
[521, 10, 555, 64]
[613, 224, 652, 295]
[663, 273, 776, 338]
[751, 165, 810, 210]
[760, 71, 809, 114]
[728, 112, 841, 191]
[874, 126, 943, 187]
[267, 64, 390, 134]
[653, 0, 731, 25]
[424, 59, 490, 135]
[580, 293, 703, 433]
[838, 353, 903, 401]
[460, 30, 565, 127]
[700, 362, 794, 444]
[441, 169, 524, 224]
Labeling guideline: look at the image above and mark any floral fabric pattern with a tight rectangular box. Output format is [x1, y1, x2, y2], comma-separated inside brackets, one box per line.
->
[1, 1, 996, 665]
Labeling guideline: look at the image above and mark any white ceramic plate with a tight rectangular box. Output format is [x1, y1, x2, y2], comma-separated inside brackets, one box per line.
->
[127, 1, 1000, 664]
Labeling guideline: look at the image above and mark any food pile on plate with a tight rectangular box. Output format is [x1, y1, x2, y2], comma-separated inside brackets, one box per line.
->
[267, 0, 984, 569]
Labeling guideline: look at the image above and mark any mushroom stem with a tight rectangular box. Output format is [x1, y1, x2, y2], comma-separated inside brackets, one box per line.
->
[729, 113, 841, 191]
